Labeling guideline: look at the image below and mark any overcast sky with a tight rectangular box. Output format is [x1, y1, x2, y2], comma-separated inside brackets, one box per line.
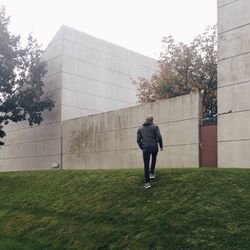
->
[1, 0, 217, 58]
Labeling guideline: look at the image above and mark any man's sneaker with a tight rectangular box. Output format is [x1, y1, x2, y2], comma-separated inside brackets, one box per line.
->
[144, 182, 151, 189]
[150, 173, 155, 179]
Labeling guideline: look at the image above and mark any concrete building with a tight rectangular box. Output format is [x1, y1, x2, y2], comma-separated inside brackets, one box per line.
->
[218, 0, 250, 167]
[43, 25, 158, 121]
[0, 26, 157, 171]
[9, 2, 250, 171]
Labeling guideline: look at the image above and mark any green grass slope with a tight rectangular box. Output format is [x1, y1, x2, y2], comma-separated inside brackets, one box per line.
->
[0, 168, 250, 250]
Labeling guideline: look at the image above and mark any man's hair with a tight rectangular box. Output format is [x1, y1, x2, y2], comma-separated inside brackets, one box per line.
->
[146, 114, 154, 122]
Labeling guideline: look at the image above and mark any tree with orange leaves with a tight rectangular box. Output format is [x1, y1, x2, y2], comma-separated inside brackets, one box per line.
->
[134, 26, 217, 120]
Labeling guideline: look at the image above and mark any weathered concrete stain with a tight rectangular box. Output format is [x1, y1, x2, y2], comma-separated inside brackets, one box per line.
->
[63, 93, 201, 169]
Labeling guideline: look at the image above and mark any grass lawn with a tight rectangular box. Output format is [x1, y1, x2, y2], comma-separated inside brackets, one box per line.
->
[0, 168, 250, 249]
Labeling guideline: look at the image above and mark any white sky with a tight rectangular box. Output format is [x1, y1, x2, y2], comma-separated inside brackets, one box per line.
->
[1, 0, 217, 59]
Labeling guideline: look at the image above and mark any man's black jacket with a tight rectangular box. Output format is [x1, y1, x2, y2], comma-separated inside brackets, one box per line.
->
[137, 122, 163, 152]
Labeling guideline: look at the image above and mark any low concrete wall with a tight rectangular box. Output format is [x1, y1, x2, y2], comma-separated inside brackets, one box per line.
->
[0, 121, 62, 171]
[62, 93, 201, 169]
[0, 93, 200, 171]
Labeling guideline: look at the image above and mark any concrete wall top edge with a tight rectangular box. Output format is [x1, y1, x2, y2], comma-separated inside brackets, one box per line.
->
[62, 92, 200, 169]
[63, 92, 200, 128]
[41, 39, 63, 62]
[48, 25, 158, 68]
[61, 39, 158, 73]
[44, 26, 64, 51]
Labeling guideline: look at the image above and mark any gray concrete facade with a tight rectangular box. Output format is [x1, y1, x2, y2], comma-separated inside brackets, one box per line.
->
[43, 25, 158, 121]
[0, 45, 62, 171]
[0, 92, 201, 171]
[63, 93, 201, 169]
[0, 26, 159, 171]
[218, 0, 250, 167]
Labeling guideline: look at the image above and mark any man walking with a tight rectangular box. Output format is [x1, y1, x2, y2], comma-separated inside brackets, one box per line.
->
[137, 115, 163, 189]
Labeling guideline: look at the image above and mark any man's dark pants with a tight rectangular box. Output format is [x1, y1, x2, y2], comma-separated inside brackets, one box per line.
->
[143, 151, 158, 183]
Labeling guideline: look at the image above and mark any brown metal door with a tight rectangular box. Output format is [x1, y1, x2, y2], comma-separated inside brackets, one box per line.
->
[200, 125, 217, 168]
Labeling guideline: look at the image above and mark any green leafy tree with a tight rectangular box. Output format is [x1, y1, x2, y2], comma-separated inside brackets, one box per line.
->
[134, 26, 217, 120]
[0, 7, 54, 145]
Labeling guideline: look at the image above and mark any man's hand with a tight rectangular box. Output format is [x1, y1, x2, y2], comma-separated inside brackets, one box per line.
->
[160, 147, 163, 151]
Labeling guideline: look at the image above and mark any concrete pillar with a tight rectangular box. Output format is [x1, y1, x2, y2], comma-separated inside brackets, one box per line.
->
[218, 0, 250, 167]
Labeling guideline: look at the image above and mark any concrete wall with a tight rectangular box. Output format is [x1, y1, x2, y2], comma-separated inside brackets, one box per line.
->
[62, 93, 201, 169]
[0, 122, 62, 171]
[218, 0, 250, 167]
[0, 25, 158, 171]
[54, 26, 158, 121]
[0, 39, 63, 171]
